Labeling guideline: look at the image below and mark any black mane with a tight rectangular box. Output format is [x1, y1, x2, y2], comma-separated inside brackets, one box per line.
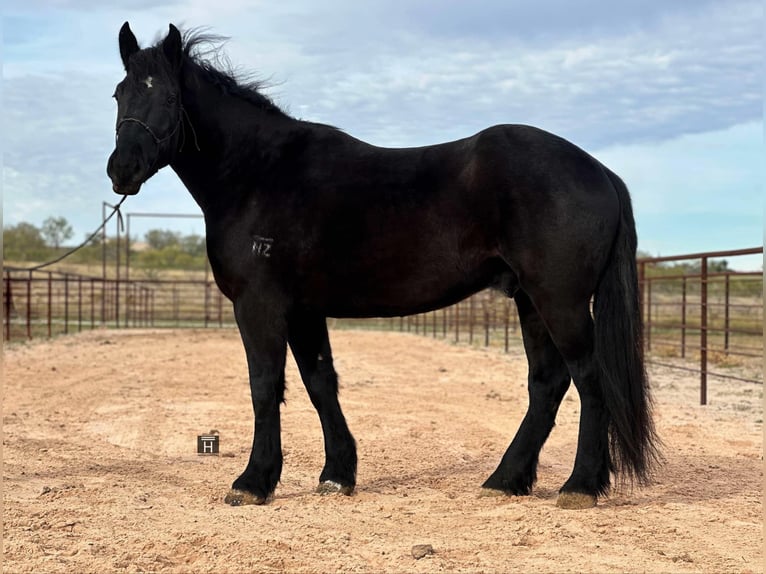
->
[159, 29, 287, 116]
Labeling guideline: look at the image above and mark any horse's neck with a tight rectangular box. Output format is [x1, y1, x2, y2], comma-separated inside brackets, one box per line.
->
[171, 78, 292, 215]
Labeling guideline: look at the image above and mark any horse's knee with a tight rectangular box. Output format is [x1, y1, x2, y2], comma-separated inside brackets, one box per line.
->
[250, 374, 285, 411]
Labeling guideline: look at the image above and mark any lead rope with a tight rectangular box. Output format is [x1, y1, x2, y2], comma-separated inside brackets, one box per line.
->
[15, 195, 128, 272]
[181, 106, 201, 152]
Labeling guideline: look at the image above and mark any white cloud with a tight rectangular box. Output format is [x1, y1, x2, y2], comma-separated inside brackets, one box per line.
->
[200, 0, 759, 149]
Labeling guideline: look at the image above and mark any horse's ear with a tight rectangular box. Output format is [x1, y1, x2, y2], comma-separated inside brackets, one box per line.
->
[119, 22, 140, 71]
[163, 24, 183, 71]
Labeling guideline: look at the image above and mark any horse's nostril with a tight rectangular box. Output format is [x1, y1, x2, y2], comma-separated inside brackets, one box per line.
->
[107, 148, 145, 184]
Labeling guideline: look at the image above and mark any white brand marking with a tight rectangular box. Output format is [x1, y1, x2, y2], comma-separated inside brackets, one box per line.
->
[252, 236, 274, 258]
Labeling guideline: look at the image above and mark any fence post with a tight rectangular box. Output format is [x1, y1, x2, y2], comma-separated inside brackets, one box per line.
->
[491, 295, 497, 339]
[173, 285, 179, 326]
[455, 301, 460, 342]
[681, 276, 687, 358]
[4, 271, 12, 341]
[468, 297, 474, 345]
[78, 276, 83, 332]
[700, 257, 708, 405]
[64, 274, 70, 335]
[26, 270, 32, 339]
[218, 289, 223, 327]
[724, 273, 730, 354]
[204, 281, 210, 328]
[141, 285, 147, 327]
[125, 283, 130, 327]
[90, 279, 95, 331]
[101, 268, 106, 327]
[646, 277, 652, 352]
[47, 272, 53, 338]
[442, 307, 447, 338]
[126, 215, 131, 282]
[105, 280, 109, 323]
[484, 308, 490, 347]
[133, 283, 139, 327]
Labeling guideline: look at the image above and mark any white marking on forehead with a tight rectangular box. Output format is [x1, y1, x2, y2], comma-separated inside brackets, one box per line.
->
[143, 76, 153, 89]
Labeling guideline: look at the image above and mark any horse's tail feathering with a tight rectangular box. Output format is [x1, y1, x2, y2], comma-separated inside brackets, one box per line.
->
[594, 170, 662, 487]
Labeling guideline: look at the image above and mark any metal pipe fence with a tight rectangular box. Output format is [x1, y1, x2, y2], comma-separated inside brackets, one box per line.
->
[636, 247, 762, 403]
[331, 290, 521, 353]
[2, 269, 236, 340]
[4, 246, 762, 404]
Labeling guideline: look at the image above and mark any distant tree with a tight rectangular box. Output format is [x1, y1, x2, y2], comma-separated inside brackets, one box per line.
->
[145, 229, 181, 250]
[3, 222, 49, 261]
[136, 244, 199, 269]
[180, 233, 206, 257]
[41, 216, 74, 249]
[709, 260, 729, 273]
[132, 229, 207, 270]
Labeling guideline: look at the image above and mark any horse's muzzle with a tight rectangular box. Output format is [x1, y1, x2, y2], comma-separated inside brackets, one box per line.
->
[107, 150, 146, 195]
[111, 180, 142, 195]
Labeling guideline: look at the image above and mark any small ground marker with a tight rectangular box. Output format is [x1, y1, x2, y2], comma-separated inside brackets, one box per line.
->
[197, 429, 220, 455]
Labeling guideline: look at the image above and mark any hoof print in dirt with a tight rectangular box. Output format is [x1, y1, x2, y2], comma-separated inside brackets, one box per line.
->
[556, 492, 597, 509]
[411, 544, 435, 560]
[224, 489, 268, 506]
[316, 481, 354, 496]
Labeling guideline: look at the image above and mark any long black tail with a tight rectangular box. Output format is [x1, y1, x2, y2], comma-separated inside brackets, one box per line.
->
[595, 170, 662, 487]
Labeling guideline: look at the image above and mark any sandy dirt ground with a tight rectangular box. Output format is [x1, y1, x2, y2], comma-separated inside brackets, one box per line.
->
[3, 328, 763, 573]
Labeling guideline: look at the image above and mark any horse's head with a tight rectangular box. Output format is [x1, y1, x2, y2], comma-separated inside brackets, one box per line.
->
[106, 22, 184, 195]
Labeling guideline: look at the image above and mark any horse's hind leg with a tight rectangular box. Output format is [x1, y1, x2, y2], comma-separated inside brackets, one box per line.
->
[288, 312, 357, 495]
[537, 299, 611, 509]
[482, 290, 571, 494]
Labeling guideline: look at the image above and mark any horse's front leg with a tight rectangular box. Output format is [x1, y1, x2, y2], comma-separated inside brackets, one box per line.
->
[224, 297, 288, 506]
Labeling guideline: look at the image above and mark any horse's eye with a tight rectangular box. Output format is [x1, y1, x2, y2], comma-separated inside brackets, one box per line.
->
[167, 94, 178, 105]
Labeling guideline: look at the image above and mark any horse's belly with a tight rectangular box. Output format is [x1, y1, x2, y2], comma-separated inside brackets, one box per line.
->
[319, 256, 511, 318]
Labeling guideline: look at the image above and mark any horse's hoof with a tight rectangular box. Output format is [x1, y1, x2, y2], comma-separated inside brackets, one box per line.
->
[224, 489, 268, 506]
[478, 487, 508, 498]
[556, 491, 597, 509]
[316, 480, 354, 496]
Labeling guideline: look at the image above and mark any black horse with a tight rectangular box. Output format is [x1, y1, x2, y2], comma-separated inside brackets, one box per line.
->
[107, 23, 660, 509]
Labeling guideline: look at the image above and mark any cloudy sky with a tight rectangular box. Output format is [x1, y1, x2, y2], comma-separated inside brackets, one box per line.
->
[3, 0, 763, 269]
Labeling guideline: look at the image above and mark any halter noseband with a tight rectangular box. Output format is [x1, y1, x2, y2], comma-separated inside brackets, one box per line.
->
[115, 105, 199, 159]
[116, 114, 182, 146]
